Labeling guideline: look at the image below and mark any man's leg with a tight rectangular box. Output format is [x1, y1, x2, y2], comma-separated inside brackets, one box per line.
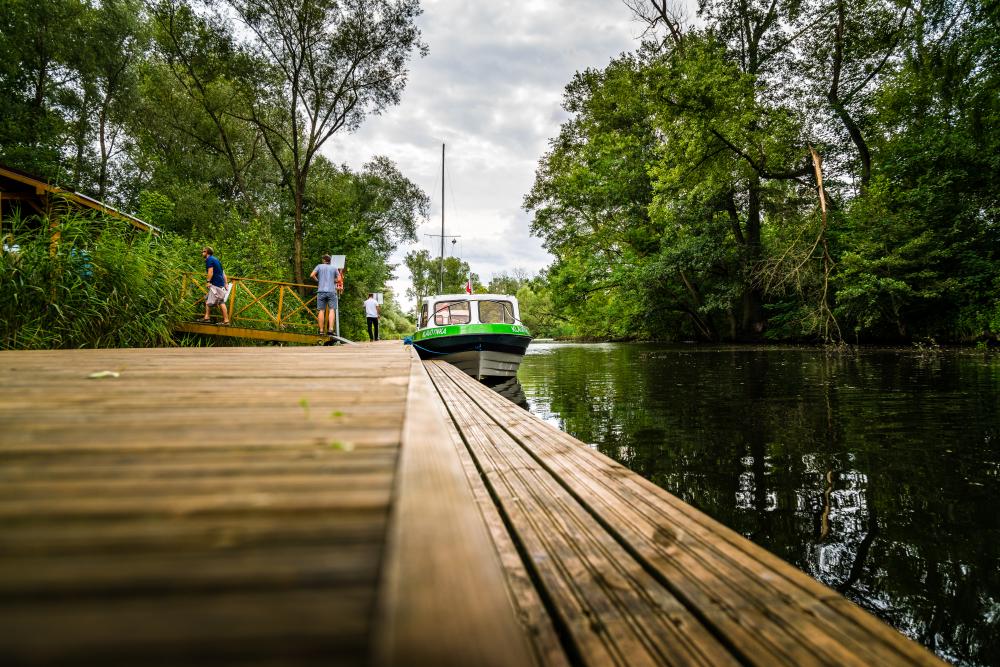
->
[220, 302, 230, 324]
[374, 318, 379, 341]
[367, 318, 374, 341]
[317, 307, 325, 334]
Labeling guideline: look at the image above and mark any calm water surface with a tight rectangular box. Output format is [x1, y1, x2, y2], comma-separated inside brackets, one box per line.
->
[517, 343, 1000, 667]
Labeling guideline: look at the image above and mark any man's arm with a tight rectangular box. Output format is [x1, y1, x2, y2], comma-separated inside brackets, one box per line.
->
[310, 268, 318, 281]
[206, 266, 214, 283]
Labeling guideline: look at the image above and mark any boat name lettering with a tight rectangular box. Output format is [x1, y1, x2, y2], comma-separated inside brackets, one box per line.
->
[425, 327, 448, 336]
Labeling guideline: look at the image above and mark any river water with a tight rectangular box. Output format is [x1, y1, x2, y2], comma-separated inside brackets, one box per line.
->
[516, 343, 1000, 666]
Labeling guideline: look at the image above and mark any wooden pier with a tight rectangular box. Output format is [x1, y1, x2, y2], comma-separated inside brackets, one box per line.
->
[0, 344, 945, 666]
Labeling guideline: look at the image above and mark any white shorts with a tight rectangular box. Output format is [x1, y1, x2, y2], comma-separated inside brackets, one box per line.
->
[206, 284, 228, 306]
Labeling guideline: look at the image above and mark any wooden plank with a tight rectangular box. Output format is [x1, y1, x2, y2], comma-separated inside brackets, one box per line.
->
[430, 360, 947, 667]
[174, 321, 329, 344]
[373, 348, 535, 667]
[0, 471, 394, 500]
[443, 400, 571, 667]
[0, 514, 385, 557]
[0, 451, 397, 481]
[0, 589, 372, 666]
[0, 346, 412, 665]
[0, 542, 382, 597]
[430, 362, 737, 667]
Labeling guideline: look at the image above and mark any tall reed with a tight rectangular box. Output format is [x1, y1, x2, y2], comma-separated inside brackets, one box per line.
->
[1, 212, 192, 349]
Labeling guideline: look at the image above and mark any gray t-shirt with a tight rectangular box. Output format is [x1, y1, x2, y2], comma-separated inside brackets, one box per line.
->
[313, 264, 338, 292]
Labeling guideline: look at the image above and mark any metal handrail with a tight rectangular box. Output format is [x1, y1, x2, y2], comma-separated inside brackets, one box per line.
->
[180, 272, 331, 333]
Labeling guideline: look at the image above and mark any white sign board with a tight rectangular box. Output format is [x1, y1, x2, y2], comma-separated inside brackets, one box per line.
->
[330, 255, 346, 270]
[374, 292, 384, 305]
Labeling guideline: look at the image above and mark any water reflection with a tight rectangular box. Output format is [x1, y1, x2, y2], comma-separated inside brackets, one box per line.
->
[518, 343, 1000, 667]
[483, 375, 528, 409]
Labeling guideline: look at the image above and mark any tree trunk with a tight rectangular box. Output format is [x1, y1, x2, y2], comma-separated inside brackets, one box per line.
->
[741, 177, 765, 335]
[30, 54, 49, 147]
[97, 99, 110, 203]
[293, 184, 305, 286]
[829, 0, 872, 188]
[679, 270, 715, 340]
[72, 88, 91, 190]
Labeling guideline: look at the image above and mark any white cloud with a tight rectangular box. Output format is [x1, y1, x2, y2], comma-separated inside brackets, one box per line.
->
[324, 0, 671, 309]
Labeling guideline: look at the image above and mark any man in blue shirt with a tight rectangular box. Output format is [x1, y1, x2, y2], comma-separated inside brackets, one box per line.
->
[310, 254, 343, 335]
[200, 247, 230, 324]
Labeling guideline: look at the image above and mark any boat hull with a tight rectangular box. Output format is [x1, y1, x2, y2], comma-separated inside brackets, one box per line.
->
[430, 348, 524, 379]
[412, 326, 531, 380]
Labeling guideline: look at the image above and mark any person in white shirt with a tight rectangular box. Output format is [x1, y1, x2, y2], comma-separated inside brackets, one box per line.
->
[363, 293, 381, 341]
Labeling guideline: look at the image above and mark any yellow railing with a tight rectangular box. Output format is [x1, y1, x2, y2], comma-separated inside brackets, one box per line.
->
[180, 273, 328, 333]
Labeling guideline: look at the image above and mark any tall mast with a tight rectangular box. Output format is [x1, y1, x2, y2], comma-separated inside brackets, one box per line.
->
[439, 143, 445, 293]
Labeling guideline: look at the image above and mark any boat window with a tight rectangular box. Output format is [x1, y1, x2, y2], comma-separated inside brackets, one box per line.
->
[478, 300, 515, 324]
[420, 302, 429, 328]
[433, 300, 471, 325]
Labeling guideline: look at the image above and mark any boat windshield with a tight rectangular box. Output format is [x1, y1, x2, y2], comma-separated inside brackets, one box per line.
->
[433, 300, 471, 325]
[478, 300, 515, 324]
[419, 302, 429, 328]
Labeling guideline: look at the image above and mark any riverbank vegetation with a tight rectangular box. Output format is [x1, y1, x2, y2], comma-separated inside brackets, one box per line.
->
[0, 0, 426, 347]
[0, 211, 191, 348]
[525, 0, 998, 344]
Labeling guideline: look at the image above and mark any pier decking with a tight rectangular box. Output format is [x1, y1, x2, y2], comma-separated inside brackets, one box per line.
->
[0, 344, 945, 666]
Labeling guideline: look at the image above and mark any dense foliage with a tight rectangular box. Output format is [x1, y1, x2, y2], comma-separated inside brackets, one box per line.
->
[0, 0, 427, 346]
[0, 212, 192, 348]
[403, 248, 479, 305]
[526, 0, 999, 344]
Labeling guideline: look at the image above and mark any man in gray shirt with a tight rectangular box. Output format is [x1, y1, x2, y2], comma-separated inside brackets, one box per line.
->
[310, 255, 342, 335]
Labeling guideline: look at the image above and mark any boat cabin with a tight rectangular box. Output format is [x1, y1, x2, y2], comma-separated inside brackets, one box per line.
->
[418, 294, 521, 328]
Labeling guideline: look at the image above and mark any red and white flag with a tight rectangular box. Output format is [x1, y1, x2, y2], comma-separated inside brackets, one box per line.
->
[464, 276, 472, 294]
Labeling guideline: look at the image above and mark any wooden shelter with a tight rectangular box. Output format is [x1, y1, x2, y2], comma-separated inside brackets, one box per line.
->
[0, 163, 159, 246]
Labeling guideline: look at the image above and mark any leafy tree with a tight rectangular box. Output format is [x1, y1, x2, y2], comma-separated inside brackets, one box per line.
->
[0, 0, 89, 178]
[487, 268, 530, 295]
[526, 0, 997, 344]
[404, 249, 478, 310]
[82, 0, 148, 202]
[226, 0, 427, 284]
[143, 0, 273, 218]
[832, 0, 1000, 341]
[299, 155, 426, 339]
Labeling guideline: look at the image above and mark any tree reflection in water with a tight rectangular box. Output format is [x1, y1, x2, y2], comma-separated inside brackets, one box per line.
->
[518, 343, 1000, 667]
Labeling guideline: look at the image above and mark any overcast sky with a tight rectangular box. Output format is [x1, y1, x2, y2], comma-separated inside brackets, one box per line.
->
[326, 0, 663, 307]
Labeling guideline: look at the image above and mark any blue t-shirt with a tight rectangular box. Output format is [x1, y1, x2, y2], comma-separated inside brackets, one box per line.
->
[313, 263, 339, 292]
[205, 255, 225, 287]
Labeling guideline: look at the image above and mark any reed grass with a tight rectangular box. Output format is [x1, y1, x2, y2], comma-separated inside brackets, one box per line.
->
[1, 212, 192, 349]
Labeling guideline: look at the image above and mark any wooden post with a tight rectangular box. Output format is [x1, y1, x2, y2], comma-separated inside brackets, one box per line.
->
[229, 280, 238, 326]
[276, 285, 284, 328]
[48, 211, 60, 257]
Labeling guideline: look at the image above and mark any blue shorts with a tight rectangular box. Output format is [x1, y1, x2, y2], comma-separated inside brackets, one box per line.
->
[317, 291, 338, 311]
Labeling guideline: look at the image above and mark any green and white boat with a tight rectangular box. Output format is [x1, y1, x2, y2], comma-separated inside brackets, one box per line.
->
[412, 293, 532, 380]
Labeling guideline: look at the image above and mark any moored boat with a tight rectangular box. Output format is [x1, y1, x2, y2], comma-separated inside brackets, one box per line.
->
[412, 293, 531, 380]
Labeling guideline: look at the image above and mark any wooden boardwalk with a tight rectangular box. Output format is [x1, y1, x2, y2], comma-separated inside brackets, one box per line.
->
[0, 344, 945, 666]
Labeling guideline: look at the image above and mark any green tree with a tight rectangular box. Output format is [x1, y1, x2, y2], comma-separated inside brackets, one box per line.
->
[404, 249, 478, 309]
[143, 0, 274, 218]
[487, 268, 530, 295]
[226, 0, 427, 284]
[300, 156, 426, 339]
[0, 0, 89, 177]
[832, 0, 1000, 341]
